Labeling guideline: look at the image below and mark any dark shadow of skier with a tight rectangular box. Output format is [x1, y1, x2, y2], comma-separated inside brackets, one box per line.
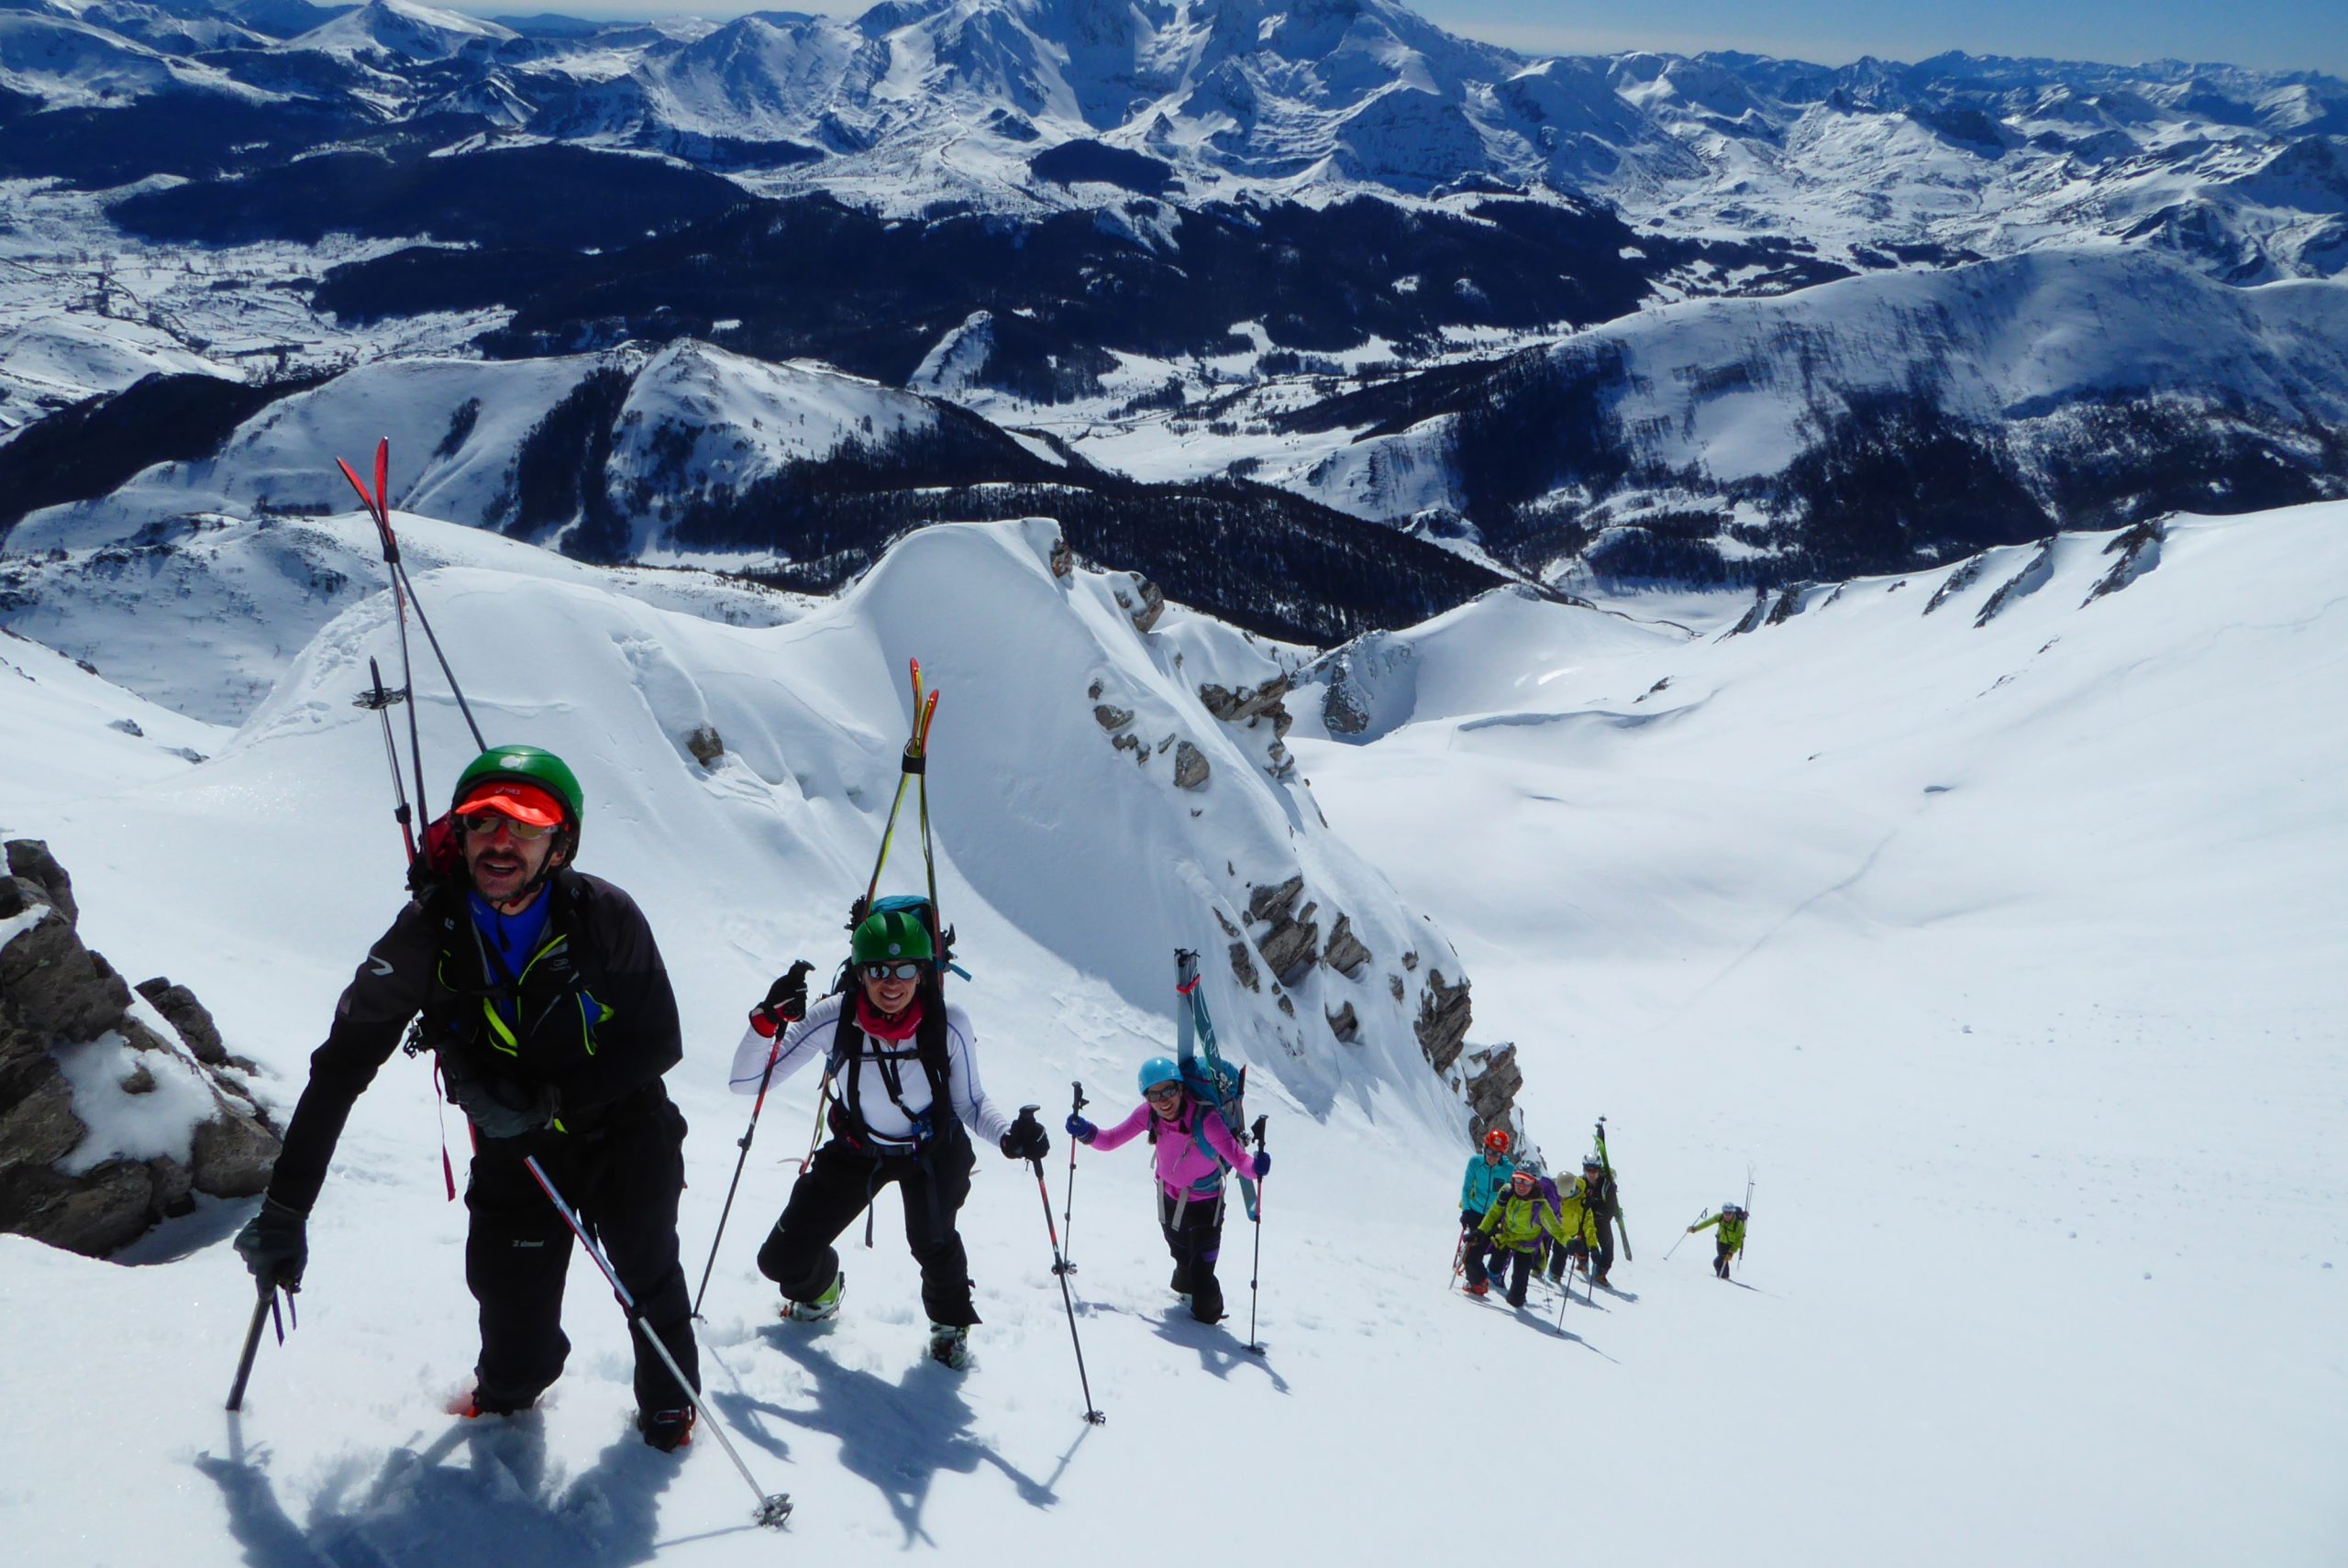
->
[1150, 1307, 1292, 1392]
[195, 1403, 702, 1568]
[747, 1325, 1057, 1546]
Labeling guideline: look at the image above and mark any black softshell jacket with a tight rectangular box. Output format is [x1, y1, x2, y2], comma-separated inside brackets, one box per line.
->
[266, 870, 682, 1214]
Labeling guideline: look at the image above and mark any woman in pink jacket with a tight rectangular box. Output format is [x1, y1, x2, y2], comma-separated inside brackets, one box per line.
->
[1067, 1057, 1270, 1324]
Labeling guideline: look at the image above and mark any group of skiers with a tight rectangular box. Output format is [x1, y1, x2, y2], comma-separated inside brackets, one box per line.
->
[230, 742, 1269, 1450]
[1455, 1128, 1750, 1310]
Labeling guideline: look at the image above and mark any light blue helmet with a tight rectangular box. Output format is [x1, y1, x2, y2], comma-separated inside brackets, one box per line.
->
[1137, 1057, 1182, 1095]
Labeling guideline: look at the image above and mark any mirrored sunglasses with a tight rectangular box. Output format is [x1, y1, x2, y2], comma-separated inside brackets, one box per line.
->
[860, 961, 924, 982]
[458, 812, 557, 841]
[1144, 1083, 1184, 1101]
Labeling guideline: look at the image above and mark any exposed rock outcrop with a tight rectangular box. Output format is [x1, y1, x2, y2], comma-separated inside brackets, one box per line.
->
[1172, 741, 1209, 790]
[1323, 913, 1371, 978]
[1460, 1042, 1521, 1145]
[1414, 967, 1471, 1075]
[0, 840, 279, 1258]
[1113, 573, 1166, 632]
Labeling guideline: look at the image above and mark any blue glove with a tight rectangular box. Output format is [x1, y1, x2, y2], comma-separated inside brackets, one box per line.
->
[1251, 1151, 1271, 1178]
[1065, 1113, 1097, 1143]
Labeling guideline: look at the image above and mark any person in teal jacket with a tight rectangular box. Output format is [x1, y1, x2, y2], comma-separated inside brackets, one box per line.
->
[1689, 1203, 1748, 1278]
[1456, 1129, 1515, 1283]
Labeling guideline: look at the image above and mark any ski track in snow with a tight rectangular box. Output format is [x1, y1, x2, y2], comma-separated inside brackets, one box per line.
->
[1, 506, 2345, 1564]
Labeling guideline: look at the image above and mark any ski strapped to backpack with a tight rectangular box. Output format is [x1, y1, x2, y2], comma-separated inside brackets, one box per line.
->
[335, 440, 488, 1198]
[798, 658, 946, 1174]
[1593, 1115, 1632, 1262]
[1168, 948, 1257, 1221]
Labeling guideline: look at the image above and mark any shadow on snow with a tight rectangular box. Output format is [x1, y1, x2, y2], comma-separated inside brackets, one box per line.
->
[725, 1326, 1060, 1547]
[195, 1408, 716, 1568]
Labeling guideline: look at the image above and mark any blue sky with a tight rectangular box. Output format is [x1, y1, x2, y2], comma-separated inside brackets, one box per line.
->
[471, 0, 2344, 78]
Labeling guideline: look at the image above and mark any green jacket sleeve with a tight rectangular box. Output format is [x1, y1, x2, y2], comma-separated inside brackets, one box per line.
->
[1478, 1202, 1502, 1238]
[1691, 1211, 1721, 1233]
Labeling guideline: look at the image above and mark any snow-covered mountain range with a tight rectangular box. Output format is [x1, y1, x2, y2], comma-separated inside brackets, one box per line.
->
[6, 0, 2345, 282]
[5, 0, 2346, 595]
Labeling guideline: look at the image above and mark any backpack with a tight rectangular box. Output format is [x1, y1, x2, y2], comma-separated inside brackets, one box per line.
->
[1170, 950, 1258, 1220]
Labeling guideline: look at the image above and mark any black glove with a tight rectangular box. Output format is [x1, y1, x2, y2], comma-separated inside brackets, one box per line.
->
[234, 1197, 308, 1290]
[1001, 1108, 1049, 1162]
[757, 960, 814, 1032]
[441, 1055, 559, 1140]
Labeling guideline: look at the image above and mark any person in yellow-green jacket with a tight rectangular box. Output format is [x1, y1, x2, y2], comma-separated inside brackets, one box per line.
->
[1468, 1163, 1594, 1308]
[1689, 1202, 1748, 1278]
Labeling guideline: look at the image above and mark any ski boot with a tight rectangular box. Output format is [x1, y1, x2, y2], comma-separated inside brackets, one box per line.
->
[449, 1381, 534, 1419]
[786, 1271, 845, 1322]
[637, 1406, 695, 1452]
[926, 1321, 972, 1371]
[1462, 1280, 1490, 1297]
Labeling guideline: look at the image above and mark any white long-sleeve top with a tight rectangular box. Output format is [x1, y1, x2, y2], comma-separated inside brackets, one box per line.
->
[727, 993, 1011, 1151]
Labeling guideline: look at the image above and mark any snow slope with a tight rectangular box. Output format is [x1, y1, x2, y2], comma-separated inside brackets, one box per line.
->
[1, 504, 2342, 1565]
[0, 508, 809, 724]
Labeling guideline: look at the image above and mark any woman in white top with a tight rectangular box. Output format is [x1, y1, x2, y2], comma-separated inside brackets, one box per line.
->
[727, 903, 1047, 1368]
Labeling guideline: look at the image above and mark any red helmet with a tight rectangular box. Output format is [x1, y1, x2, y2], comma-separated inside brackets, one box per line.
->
[1482, 1129, 1512, 1154]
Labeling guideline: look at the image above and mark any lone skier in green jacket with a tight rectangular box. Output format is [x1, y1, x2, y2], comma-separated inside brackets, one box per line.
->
[1689, 1202, 1748, 1279]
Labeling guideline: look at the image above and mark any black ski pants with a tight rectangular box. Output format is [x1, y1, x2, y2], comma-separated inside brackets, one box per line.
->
[1161, 1190, 1229, 1322]
[463, 1088, 698, 1418]
[1459, 1209, 1505, 1282]
[1714, 1241, 1733, 1278]
[757, 1129, 979, 1326]
[1557, 1214, 1616, 1280]
[1468, 1242, 1536, 1306]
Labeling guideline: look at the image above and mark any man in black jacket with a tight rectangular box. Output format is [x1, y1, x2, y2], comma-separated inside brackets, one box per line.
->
[233, 745, 708, 1450]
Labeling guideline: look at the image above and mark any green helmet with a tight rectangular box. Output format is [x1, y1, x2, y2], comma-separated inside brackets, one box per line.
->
[851, 906, 934, 966]
[451, 745, 584, 828]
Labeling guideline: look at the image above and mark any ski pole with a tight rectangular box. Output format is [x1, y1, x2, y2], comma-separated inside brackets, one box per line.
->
[523, 1156, 792, 1529]
[1244, 1114, 1268, 1355]
[1663, 1209, 1707, 1261]
[1016, 1109, 1103, 1425]
[224, 1281, 289, 1412]
[1058, 1080, 1086, 1275]
[692, 964, 814, 1318]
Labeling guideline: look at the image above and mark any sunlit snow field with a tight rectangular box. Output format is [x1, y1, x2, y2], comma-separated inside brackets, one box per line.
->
[2, 507, 2342, 1565]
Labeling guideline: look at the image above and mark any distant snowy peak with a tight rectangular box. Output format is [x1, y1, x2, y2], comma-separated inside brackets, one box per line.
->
[6, 343, 969, 563]
[278, 0, 512, 62]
